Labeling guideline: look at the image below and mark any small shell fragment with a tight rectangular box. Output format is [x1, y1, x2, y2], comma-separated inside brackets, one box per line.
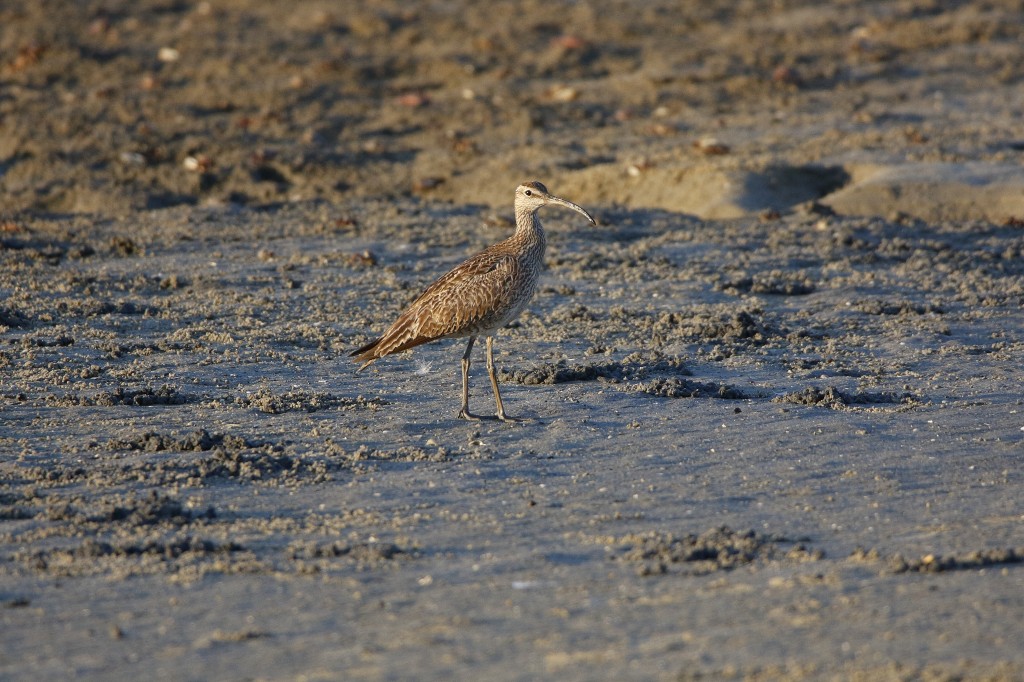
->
[157, 46, 180, 62]
[549, 85, 579, 102]
[413, 177, 444, 192]
[693, 138, 730, 155]
[396, 92, 429, 107]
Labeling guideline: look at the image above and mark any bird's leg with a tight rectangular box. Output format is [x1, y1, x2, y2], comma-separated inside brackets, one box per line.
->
[486, 336, 519, 422]
[458, 336, 481, 420]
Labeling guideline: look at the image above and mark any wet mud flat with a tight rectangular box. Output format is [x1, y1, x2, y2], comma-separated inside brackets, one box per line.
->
[3, 0, 1024, 678]
[2, 200, 1024, 680]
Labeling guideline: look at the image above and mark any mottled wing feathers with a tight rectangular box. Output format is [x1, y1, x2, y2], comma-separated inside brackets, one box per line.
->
[350, 246, 523, 367]
[408, 248, 510, 308]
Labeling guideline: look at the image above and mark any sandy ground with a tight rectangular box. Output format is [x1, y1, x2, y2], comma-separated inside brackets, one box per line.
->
[3, 1, 1024, 680]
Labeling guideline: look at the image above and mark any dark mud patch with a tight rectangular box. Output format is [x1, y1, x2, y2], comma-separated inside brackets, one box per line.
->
[773, 386, 919, 409]
[501, 353, 746, 399]
[720, 271, 817, 296]
[13, 535, 250, 578]
[107, 428, 252, 453]
[692, 310, 779, 345]
[501, 353, 688, 386]
[501, 360, 649, 385]
[1, 489, 208, 527]
[13, 443, 338, 488]
[160, 450, 338, 486]
[0, 234, 88, 266]
[348, 444, 451, 464]
[93, 340, 190, 358]
[107, 445, 339, 486]
[613, 526, 822, 576]
[850, 547, 1024, 574]
[24, 333, 75, 347]
[649, 309, 781, 346]
[288, 539, 417, 572]
[236, 389, 389, 414]
[853, 299, 946, 316]
[549, 252, 677, 283]
[100, 491, 214, 526]
[66, 385, 199, 407]
[0, 492, 36, 520]
[0, 306, 31, 328]
[629, 377, 747, 400]
[25, 492, 212, 528]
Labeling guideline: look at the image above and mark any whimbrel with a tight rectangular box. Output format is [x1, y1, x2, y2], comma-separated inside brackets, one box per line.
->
[351, 181, 596, 421]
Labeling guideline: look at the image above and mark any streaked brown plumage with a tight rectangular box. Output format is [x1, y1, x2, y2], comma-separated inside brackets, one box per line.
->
[351, 181, 596, 421]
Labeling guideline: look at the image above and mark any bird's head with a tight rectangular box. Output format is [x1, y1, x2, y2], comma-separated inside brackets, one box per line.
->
[515, 181, 596, 225]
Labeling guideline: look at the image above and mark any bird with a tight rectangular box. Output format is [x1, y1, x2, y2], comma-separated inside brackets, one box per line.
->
[350, 181, 596, 421]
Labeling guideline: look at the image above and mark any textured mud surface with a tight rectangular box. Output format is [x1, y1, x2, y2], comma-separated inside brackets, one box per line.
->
[3, 1, 1024, 680]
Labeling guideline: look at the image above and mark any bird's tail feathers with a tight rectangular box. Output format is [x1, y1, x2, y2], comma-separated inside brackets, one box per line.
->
[350, 337, 382, 369]
[350, 314, 433, 368]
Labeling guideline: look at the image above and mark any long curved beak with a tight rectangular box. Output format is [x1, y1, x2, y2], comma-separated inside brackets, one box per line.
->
[548, 195, 597, 225]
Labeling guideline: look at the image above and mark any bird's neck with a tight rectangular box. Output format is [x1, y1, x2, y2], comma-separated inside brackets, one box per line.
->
[514, 208, 547, 250]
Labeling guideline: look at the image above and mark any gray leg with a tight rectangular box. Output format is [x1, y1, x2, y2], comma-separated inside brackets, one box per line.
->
[486, 336, 517, 422]
[458, 336, 480, 420]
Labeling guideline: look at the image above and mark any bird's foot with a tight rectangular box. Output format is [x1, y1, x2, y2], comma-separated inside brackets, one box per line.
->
[458, 409, 524, 423]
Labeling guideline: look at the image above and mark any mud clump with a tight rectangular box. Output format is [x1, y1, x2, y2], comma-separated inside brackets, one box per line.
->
[888, 548, 1024, 574]
[0, 493, 35, 520]
[101, 430, 334, 484]
[28, 334, 74, 347]
[689, 310, 776, 345]
[774, 386, 918, 409]
[645, 309, 777, 345]
[17, 536, 247, 577]
[236, 389, 387, 414]
[347, 444, 451, 463]
[288, 539, 416, 571]
[108, 429, 249, 453]
[50, 386, 197, 407]
[721, 272, 816, 296]
[95, 386, 194, 406]
[631, 377, 746, 399]
[713, 311, 772, 342]
[502, 355, 745, 399]
[614, 526, 821, 576]
[501, 354, 689, 386]
[0, 306, 30, 327]
[501, 360, 630, 385]
[102, 491, 213, 526]
[854, 299, 945, 316]
[168, 449, 332, 485]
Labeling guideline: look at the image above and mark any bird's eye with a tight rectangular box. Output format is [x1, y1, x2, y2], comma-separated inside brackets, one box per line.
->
[524, 189, 532, 196]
